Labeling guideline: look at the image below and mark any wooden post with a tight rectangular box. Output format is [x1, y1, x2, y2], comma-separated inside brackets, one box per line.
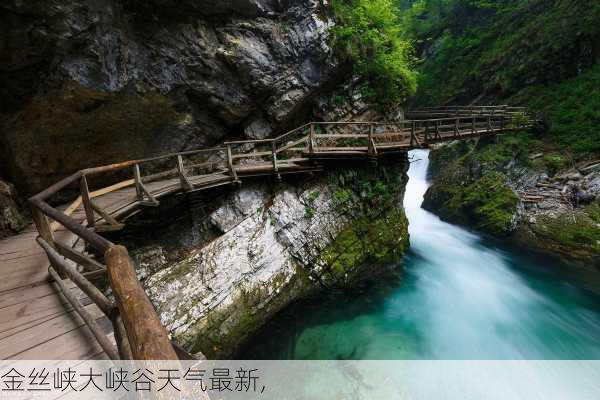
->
[226, 144, 239, 182]
[454, 118, 460, 138]
[435, 120, 441, 139]
[472, 116, 476, 134]
[105, 245, 179, 360]
[423, 121, 429, 143]
[271, 141, 280, 178]
[133, 164, 143, 200]
[134, 163, 159, 206]
[38, 237, 114, 316]
[410, 121, 416, 147]
[368, 124, 375, 156]
[31, 207, 54, 246]
[80, 175, 95, 229]
[112, 313, 133, 360]
[177, 155, 193, 191]
[309, 123, 315, 153]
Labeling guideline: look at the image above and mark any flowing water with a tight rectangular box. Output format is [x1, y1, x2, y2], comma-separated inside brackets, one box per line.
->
[242, 149, 600, 360]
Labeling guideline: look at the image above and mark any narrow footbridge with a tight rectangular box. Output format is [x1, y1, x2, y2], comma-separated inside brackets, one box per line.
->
[0, 106, 531, 360]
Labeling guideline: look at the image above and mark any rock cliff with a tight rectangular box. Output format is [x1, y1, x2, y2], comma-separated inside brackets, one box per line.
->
[0, 0, 345, 195]
[121, 159, 410, 358]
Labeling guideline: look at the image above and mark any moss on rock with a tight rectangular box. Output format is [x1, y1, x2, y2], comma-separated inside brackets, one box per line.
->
[319, 160, 410, 285]
[528, 202, 600, 263]
[424, 171, 518, 236]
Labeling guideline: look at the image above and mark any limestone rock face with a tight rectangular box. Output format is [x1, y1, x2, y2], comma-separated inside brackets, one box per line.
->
[0, 179, 28, 239]
[0, 0, 340, 195]
[141, 161, 410, 358]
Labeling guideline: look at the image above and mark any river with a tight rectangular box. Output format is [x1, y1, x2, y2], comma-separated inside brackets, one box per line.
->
[242, 149, 600, 360]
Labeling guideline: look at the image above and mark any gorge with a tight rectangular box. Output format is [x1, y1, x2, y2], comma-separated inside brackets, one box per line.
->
[0, 0, 598, 366]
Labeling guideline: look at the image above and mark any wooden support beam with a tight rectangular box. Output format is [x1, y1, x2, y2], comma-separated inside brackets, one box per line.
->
[271, 141, 280, 179]
[368, 124, 376, 156]
[33, 200, 113, 253]
[112, 313, 133, 360]
[80, 175, 95, 228]
[38, 237, 115, 316]
[226, 144, 239, 183]
[49, 267, 119, 360]
[31, 207, 54, 247]
[133, 163, 143, 200]
[105, 245, 179, 360]
[454, 118, 461, 138]
[471, 117, 476, 134]
[177, 155, 193, 191]
[134, 164, 159, 206]
[91, 200, 122, 226]
[309, 123, 315, 153]
[54, 240, 106, 273]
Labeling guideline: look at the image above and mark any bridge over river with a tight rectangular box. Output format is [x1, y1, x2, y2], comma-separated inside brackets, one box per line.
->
[0, 106, 532, 360]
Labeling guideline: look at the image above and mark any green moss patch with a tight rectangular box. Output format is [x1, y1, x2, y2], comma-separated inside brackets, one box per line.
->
[425, 171, 518, 236]
[318, 162, 410, 284]
[531, 202, 600, 258]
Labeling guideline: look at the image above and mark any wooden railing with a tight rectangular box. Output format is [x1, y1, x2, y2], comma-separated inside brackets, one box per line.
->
[407, 105, 529, 118]
[28, 109, 532, 360]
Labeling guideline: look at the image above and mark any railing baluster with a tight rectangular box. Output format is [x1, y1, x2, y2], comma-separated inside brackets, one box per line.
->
[227, 144, 239, 182]
[133, 163, 143, 200]
[368, 124, 375, 156]
[31, 207, 54, 246]
[80, 175, 95, 229]
[272, 140, 280, 178]
[177, 155, 193, 191]
[309, 123, 315, 153]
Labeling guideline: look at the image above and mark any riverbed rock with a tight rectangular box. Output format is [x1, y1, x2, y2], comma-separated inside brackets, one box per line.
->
[141, 159, 410, 358]
[0, 0, 341, 195]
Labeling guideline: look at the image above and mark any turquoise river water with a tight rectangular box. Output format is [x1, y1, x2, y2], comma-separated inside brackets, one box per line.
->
[242, 149, 600, 360]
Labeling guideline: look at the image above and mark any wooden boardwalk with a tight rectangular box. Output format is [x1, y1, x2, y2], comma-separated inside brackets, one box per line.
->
[0, 109, 532, 359]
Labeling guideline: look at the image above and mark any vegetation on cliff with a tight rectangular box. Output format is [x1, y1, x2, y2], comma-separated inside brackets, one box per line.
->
[320, 164, 410, 282]
[401, 0, 600, 158]
[331, 0, 417, 108]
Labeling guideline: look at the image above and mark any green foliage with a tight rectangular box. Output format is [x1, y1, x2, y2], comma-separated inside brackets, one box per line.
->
[540, 154, 568, 177]
[320, 209, 409, 281]
[304, 191, 320, 218]
[400, 0, 600, 157]
[331, 0, 418, 108]
[471, 132, 543, 168]
[511, 65, 600, 157]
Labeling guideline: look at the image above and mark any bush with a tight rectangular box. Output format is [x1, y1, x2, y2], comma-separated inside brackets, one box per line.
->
[331, 0, 417, 108]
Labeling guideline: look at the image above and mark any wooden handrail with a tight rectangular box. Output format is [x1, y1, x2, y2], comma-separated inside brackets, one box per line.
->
[27, 108, 532, 361]
[105, 245, 178, 360]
